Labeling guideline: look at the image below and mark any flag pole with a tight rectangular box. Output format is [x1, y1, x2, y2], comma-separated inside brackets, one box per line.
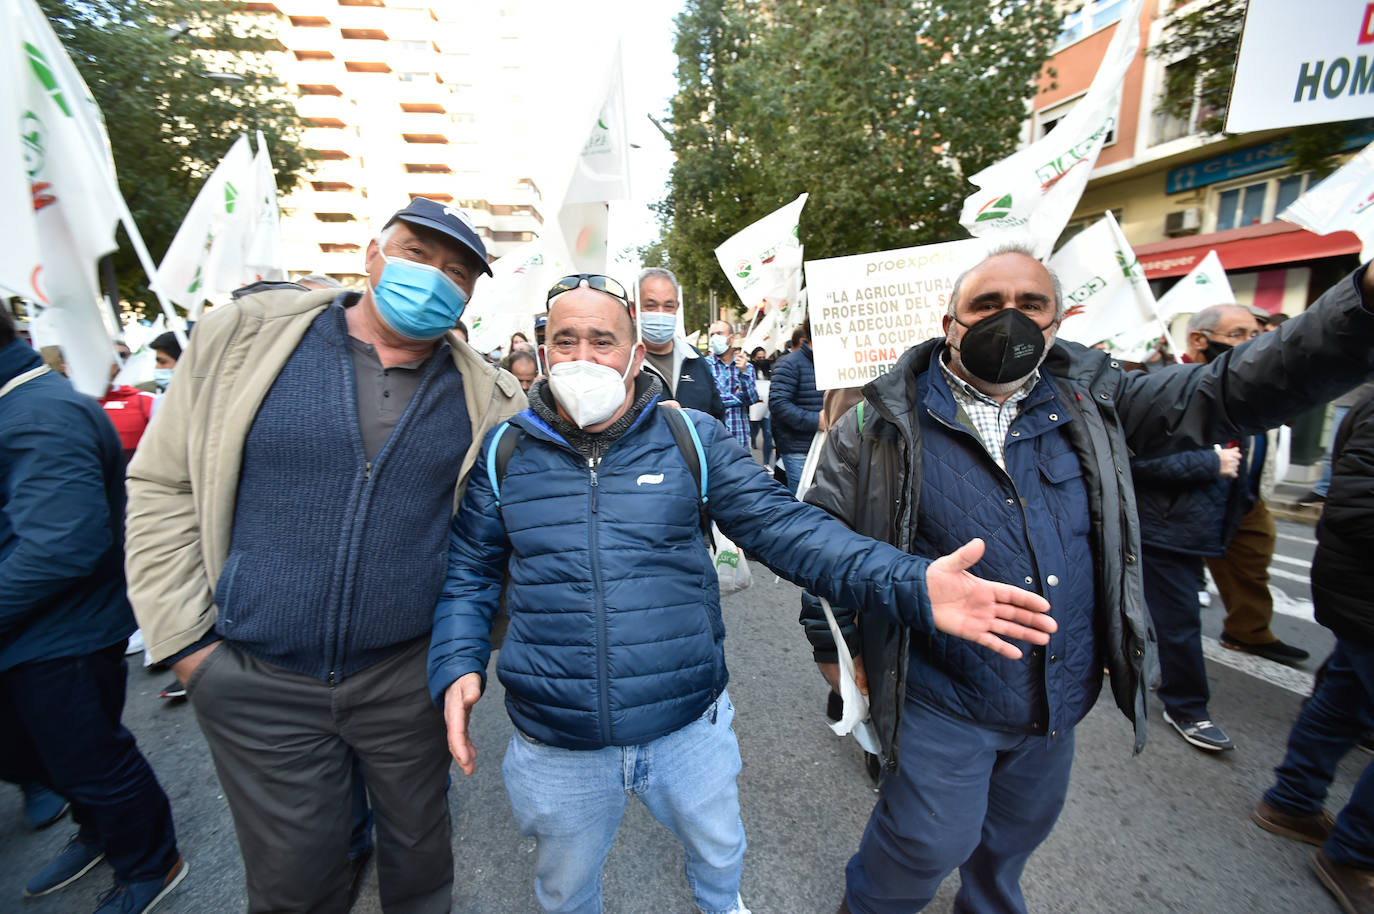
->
[113, 197, 188, 346]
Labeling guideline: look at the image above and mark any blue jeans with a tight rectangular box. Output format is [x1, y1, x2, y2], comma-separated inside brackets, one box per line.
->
[1314, 404, 1351, 497]
[781, 452, 808, 496]
[750, 417, 773, 465]
[1264, 639, 1374, 869]
[845, 699, 1074, 914]
[0, 643, 179, 883]
[501, 690, 747, 914]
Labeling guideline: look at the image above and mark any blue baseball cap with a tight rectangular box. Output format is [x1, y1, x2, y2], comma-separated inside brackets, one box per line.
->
[384, 198, 493, 276]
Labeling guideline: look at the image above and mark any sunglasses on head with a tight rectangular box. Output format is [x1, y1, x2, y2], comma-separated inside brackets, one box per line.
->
[546, 274, 631, 307]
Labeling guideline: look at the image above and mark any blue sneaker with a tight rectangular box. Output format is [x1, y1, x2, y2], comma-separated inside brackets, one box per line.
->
[21, 783, 70, 829]
[24, 831, 105, 896]
[93, 857, 188, 914]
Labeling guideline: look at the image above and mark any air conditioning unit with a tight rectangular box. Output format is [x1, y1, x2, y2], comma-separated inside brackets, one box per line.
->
[1164, 207, 1201, 236]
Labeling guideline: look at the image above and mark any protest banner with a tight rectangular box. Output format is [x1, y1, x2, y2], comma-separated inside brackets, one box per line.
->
[1279, 139, 1374, 259]
[805, 238, 986, 390]
[1226, 0, 1374, 134]
[960, 0, 1143, 259]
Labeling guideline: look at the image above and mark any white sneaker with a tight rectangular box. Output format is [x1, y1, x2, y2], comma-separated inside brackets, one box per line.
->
[124, 629, 145, 656]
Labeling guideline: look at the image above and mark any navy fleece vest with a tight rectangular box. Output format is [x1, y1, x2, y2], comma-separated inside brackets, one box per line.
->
[215, 306, 470, 681]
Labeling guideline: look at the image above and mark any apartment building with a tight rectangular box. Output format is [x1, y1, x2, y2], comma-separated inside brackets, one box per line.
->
[1033, 0, 1370, 461]
[244, 0, 546, 282]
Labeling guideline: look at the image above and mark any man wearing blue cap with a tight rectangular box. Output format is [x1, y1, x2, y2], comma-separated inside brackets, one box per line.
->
[125, 199, 526, 913]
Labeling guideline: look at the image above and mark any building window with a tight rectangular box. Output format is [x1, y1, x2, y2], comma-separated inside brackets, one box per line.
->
[305, 117, 348, 128]
[340, 28, 388, 40]
[312, 150, 351, 160]
[288, 15, 331, 27]
[400, 102, 446, 114]
[1035, 95, 1116, 147]
[492, 231, 534, 243]
[1211, 172, 1317, 231]
[319, 243, 362, 253]
[410, 192, 453, 202]
[337, 0, 385, 6]
[1055, 0, 1128, 50]
[404, 163, 452, 174]
[315, 212, 358, 223]
[299, 83, 343, 96]
[402, 133, 448, 144]
[345, 61, 391, 73]
[311, 181, 355, 192]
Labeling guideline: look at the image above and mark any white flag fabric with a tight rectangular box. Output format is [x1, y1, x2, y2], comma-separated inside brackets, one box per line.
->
[960, 0, 1143, 259]
[243, 130, 284, 283]
[1154, 250, 1235, 323]
[1050, 212, 1158, 348]
[156, 134, 256, 313]
[0, 0, 129, 396]
[464, 237, 573, 355]
[1280, 140, 1374, 260]
[741, 283, 807, 357]
[562, 46, 631, 206]
[714, 193, 808, 315]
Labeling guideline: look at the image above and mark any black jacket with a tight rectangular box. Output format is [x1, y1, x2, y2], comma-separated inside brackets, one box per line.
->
[1312, 389, 1374, 645]
[800, 267, 1374, 769]
[770, 344, 824, 455]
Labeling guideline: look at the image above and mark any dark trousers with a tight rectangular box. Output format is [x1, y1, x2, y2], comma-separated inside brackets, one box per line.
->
[845, 699, 1074, 914]
[1265, 639, 1374, 869]
[1142, 545, 1211, 721]
[0, 643, 178, 882]
[188, 638, 452, 914]
[750, 417, 773, 464]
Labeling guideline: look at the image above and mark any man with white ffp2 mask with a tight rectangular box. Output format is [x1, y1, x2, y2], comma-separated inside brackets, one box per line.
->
[429, 273, 1060, 914]
[124, 197, 525, 913]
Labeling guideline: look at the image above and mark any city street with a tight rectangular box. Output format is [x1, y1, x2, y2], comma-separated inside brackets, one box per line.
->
[0, 514, 1362, 914]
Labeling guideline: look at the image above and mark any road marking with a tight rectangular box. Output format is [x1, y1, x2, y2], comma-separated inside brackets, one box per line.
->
[1205, 582, 1313, 621]
[1278, 532, 1317, 547]
[1269, 566, 1313, 586]
[1203, 636, 1315, 696]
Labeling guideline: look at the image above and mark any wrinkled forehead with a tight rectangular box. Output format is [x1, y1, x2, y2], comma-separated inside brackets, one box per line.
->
[547, 288, 634, 338]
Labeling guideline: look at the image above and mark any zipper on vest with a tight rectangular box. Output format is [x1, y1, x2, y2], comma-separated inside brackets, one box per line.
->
[364, 460, 372, 480]
[587, 455, 611, 744]
[588, 456, 599, 513]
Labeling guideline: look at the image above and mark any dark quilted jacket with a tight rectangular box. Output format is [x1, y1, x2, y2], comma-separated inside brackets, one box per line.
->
[770, 344, 824, 455]
[1312, 388, 1374, 645]
[800, 267, 1374, 767]
[1132, 446, 1253, 557]
[428, 397, 942, 750]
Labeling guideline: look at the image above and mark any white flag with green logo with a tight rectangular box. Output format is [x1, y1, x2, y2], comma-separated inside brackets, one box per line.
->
[1049, 211, 1160, 348]
[156, 134, 255, 314]
[0, 0, 129, 396]
[1280, 140, 1374, 261]
[959, 0, 1143, 259]
[714, 193, 808, 315]
[243, 130, 284, 283]
[1155, 250, 1235, 323]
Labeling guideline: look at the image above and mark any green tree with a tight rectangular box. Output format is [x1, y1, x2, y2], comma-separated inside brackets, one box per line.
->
[1150, 0, 1356, 177]
[38, 0, 308, 312]
[657, 0, 1061, 327]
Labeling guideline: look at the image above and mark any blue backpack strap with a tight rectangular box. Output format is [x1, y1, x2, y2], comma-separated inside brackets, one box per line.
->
[659, 405, 710, 541]
[486, 421, 523, 508]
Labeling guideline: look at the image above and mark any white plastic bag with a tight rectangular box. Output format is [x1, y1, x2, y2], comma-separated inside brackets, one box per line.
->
[819, 596, 880, 754]
[794, 429, 827, 502]
[712, 524, 753, 594]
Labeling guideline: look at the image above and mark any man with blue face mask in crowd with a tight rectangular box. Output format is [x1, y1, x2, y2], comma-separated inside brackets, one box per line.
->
[706, 319, 758, 449]
[636, 267, 726, 422]
[429, 274, 1061, 914]
[124, 198, 525, 914]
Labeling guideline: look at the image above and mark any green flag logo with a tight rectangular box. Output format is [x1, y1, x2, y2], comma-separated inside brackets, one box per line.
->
[24, 43, 72, 117]
[1195, 273, 1211, 285]
[187, 264, 203, 295]
[974, 193, 1013, 223]
[224, 181, 239, 213]
[735, 260, 752, 280]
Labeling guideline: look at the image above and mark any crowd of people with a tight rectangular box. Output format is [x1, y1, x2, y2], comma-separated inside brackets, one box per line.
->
[2, 195, 1373, 914]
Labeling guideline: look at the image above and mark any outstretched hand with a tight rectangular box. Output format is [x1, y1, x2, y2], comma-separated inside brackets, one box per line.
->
[927, 538, 1056, 659]
[443, 673, 483, 775]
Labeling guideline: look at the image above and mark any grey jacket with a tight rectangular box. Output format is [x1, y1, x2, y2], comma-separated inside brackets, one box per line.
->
[801, 268, 1374, 766]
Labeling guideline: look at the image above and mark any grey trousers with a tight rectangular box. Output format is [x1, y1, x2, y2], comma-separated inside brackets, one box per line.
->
[188, 638, 452, 914]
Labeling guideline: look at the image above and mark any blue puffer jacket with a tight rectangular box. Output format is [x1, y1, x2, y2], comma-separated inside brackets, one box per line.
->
[769, 344, 824, 455]
[1132, 446, 1252, 556]
[428, 396, 937, 750]
[0, 342, 134, 671]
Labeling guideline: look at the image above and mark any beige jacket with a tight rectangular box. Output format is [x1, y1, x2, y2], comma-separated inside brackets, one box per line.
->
[125, 287, 526, 662]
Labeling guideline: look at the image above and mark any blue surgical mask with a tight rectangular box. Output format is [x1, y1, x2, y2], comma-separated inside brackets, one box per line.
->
[641, 312, 677, 345]
[153, 368, 174, 389]
[708, 334, 730, 356]
[371, 254, 469, 340]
